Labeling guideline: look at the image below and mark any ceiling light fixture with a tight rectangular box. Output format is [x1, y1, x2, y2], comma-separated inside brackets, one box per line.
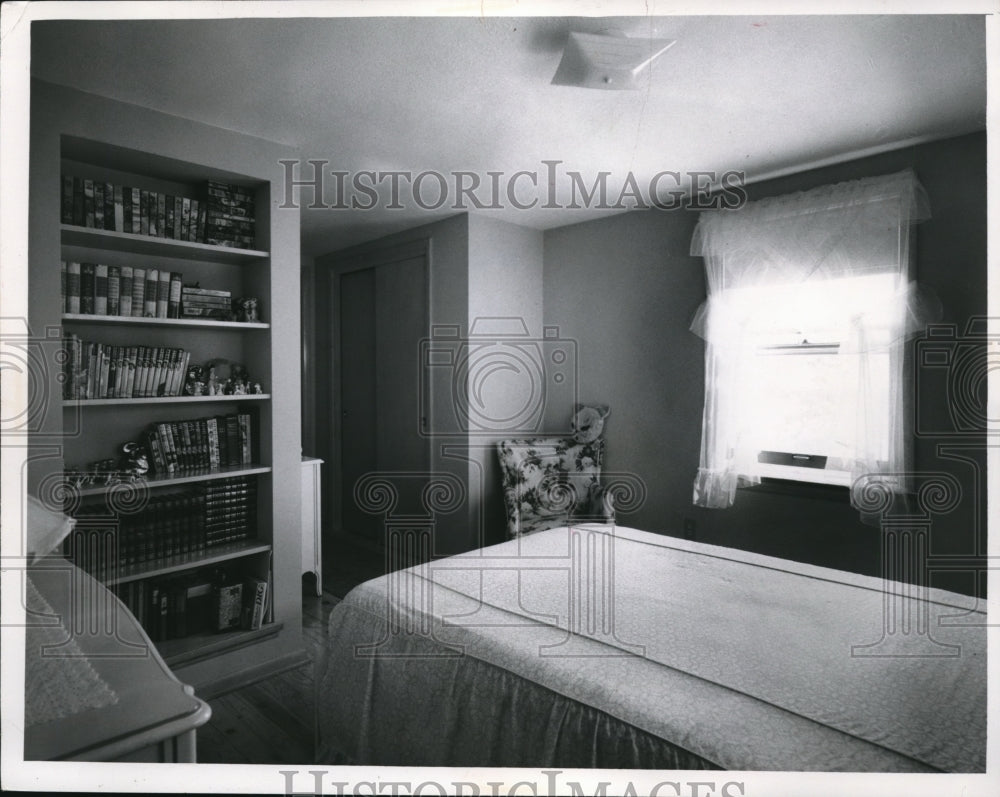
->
[551, 31, 676, 90]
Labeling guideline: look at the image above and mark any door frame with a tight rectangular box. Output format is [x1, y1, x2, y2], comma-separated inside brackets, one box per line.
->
[325, 237, 432, 540]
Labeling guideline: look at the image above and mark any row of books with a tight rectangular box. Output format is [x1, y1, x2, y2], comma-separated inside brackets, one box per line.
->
[64, 480, 258, 572]
[62, 175, 208, 243]
[181, 285, 233, 320]
[114, 571, 269, 642]
[205, 181, 256, 249]
[62, 336, 190, 399]
[62, 262, 183, 319]
[145, 413, 257, 473]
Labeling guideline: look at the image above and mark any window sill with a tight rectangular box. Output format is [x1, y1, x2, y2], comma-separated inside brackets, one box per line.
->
[739, 478, 851, 502]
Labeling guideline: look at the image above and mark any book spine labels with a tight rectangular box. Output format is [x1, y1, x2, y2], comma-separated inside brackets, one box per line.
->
[114, 184, 125, 232]
[144, 269, 158, 317]
[156, 193, 166, 238]
[173, 196, 183, 239]
[60, 260, 67, 312]
[135, 346, 148, 397]
[98, 344, 110, 398]
[66, 262, 81, 314]
[189, 199, 200, 242]
[83, 180, 95, 228]
[140, 190, 151, 235]
[165, 194, 175, 239]
[103, 182, 115, 231]
[131, 268, 146, 317]
[168, 272, 183, 319]
[150, 347, 164, 397]
[119, 266, 133, 317]
[94, 182, 105, 229]
[80, 263, 95, 314]
[122, 185, 132, 232]
[94, 264, 108, 315]
[107, 266, 120, 316]
[156, 271, 170, 318]
[130, 188, 141, 234]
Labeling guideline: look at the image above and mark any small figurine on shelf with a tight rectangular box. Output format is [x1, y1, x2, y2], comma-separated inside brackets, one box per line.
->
[236, 297, 259, 323]
[207, 366, 221, 396]
[252, 382, 263, 395]
[185, 364, 206, 396]
[90, 458, 119, 486]
[119, 442, 150, 478]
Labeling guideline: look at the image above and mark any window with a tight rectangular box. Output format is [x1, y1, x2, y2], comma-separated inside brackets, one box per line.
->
[728, 272, 898, 486]
[688, 170, 935, 515]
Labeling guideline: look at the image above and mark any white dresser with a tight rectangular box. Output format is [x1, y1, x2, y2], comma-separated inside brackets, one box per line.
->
[301, 457, 324, 595]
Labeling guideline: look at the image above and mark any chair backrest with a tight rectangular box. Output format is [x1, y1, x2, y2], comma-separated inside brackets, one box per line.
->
[495, 437, 608, 537]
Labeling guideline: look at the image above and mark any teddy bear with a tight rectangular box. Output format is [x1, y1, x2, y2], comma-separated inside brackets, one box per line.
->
[570, 404, 610, 443]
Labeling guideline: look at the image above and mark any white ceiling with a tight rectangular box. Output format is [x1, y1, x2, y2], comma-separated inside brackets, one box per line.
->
[31, 14, 986, 256]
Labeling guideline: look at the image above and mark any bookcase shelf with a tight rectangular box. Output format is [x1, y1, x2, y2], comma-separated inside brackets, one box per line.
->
[106, 540, 273, 586]
[61, 224, 269, 264]
[34, 95, 304, 695]
[64, 394, 270, 408]
[71, 464, 272, 496]
[159, 622, 284, 669]
[62, 313, 270, 330]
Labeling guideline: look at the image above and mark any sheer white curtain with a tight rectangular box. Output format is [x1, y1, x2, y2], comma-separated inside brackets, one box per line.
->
[689, 169, 937, 516]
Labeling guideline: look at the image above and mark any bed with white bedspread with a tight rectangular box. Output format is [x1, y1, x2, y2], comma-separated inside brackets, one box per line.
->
[315, 525, 985, 771]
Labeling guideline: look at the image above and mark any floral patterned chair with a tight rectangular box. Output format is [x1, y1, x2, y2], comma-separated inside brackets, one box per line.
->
[496, 436, 614, 538]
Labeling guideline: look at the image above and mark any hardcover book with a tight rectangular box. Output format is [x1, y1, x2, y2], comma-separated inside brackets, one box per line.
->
[213, 582, 243, 632]
[84, 179, 95, 228]
[93, 264, 108, 315]
[168, 272, 183, 318]
[120, 266, 133, 317]
[107, 265, 120, 316]
[144, 269, 158, 317]
[93, 182, 105, 229]
[156, 270, 170, 318]
[103, 182, 115, 230]
[131, 267, 146, 317]
[80, 263, 95, 314]
[65, 261, 81, 314]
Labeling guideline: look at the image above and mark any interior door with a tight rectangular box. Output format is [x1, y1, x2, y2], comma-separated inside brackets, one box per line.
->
[338, 250, 429, 549]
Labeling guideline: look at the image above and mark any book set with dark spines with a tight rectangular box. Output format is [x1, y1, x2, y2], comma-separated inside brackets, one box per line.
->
[204, 181, 256, 249]
[62, 175, 257, 250]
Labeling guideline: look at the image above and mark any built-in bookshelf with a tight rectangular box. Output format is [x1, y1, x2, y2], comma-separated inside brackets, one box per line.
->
[56, 132, 283, 675]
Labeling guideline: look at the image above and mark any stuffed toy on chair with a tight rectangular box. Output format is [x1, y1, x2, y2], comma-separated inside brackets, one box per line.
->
[570, 404, 610, 444]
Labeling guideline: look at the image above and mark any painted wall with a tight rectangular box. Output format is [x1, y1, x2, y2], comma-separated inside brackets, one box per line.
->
[466, 215, 545, 545]
[543, 132, 987, 596]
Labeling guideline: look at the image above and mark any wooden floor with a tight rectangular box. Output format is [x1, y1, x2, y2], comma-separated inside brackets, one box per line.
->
[196, 535, 384, 764]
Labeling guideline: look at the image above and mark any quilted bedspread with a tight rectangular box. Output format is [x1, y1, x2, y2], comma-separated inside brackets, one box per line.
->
[317, 525, 985, 771]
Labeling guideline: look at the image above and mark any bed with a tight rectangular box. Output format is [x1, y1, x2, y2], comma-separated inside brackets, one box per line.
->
[315, 524, 985, 771]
